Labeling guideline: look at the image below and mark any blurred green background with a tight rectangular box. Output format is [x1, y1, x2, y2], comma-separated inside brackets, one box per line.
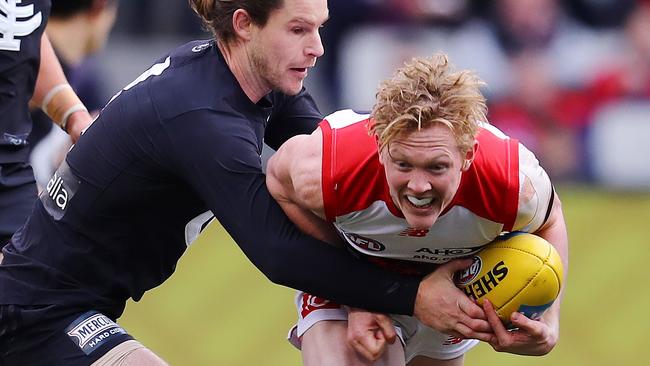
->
[119, 186, 650, 365]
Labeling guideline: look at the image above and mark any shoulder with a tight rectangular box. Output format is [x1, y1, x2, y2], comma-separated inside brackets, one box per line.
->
[267, 129, 323, 211]
[462, 123, 553, 232]
[319, 110, 396, 220]
[454, 124, 522, 230]
[113, 40, 242, 121]
[321, 109, 370, 130]
[512, 142, 554, 232]
[270, 129, 323, 186]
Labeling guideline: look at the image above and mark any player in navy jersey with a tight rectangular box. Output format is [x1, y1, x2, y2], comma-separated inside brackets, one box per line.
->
[29, 0, 119, 190]
[0, 1, 468, 364]
[267, 54, 569, 365]
[0, 0, 93, 249]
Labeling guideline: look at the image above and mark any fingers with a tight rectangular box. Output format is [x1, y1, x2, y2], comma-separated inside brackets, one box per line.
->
[349, 330, 386, 361]
[375, 314, 397, 344]
[440, 258, 475, 275]
[346, 311, 393, 361]
[510, 312, 542, 337]
[458, 297, 487, 320]
[483, 300, 509, 340]
[454, 322, 494, 343]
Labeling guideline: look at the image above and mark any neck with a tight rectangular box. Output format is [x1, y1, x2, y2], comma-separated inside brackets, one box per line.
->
[46, 16, 92, 66]
[217, 39, 270, 103]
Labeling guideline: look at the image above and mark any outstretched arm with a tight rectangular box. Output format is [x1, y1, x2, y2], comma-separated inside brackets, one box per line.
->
[31, 33, 92, 142]
[167, 110, 422, 315]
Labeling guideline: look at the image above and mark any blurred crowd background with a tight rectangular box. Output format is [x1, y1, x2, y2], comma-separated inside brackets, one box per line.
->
[51, 0, 650, 188]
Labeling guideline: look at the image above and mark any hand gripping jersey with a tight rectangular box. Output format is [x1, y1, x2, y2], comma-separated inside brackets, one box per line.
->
[319, 110, 554, 275]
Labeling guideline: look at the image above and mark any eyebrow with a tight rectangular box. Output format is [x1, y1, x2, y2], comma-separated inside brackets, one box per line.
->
[290, 15, 330, 26]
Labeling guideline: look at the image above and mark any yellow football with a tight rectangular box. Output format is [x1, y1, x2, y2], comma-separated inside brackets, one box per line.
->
[455, 232, 563, 324]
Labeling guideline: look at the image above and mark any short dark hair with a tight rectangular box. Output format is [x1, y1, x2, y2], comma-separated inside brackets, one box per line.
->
[51, 0, 117, 19]
[188, 0, 284, 44]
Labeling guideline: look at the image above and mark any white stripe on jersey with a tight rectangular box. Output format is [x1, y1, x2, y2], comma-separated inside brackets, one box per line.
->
[324, 109, 369, 129]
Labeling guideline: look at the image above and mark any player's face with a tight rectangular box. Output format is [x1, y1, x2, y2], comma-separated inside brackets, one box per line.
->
[250, 0, 328, 95]
[379, 123, 472, 230]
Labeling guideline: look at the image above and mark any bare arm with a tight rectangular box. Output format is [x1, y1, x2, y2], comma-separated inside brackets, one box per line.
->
[485, 191, 569, 355]
[531, 192, 569, 338]
[266, 127, 342, 245]
[31, 33, 92, 142]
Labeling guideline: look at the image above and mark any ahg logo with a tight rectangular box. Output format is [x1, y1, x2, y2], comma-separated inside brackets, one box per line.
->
[46, 171, 68, 210]
[0, 0, 43, 51]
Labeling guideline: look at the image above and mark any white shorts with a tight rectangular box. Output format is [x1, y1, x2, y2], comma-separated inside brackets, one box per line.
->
[287, 292, 478, 362]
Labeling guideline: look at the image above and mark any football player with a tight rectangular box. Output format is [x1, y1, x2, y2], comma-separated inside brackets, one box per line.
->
[0, 1, 481, 365]
[267, 54, 569, 365]
[0, 0, 93, 250]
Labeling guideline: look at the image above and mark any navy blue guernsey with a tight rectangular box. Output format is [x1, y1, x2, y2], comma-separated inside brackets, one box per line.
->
[0, 0, 49, 163]
[0, 40, 421, 319]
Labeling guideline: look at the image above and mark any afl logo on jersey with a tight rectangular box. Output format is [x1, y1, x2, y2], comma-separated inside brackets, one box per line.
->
[342, 232, 385, 252]
[455, 256, 482, 286]
[41, 161, 80, 220]
[0, 0, 43, 52]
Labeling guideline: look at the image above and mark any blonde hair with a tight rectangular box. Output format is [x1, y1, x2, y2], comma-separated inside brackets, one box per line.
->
[370, 53, 487, 154]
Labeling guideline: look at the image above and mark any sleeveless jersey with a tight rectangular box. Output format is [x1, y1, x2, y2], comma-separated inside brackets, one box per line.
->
[320, 110, 553, 275]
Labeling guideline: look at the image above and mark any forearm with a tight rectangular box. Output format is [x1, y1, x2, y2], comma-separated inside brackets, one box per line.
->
[534, 193, 569, 298]
[31, 34, 90, 140]
[533, 192, 569, 332]
[220, 190, 421, 315]
[171, 110, 422, 315]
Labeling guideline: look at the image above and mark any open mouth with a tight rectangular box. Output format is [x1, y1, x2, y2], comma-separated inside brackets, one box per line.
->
[290, 67, 308, 75]
[405, 195, 433, 209]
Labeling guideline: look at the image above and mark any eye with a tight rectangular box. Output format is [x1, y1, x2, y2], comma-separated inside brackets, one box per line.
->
[291, 27, 305, 35]
[394, 161, 412, 170]
[428, 164, 449, 173]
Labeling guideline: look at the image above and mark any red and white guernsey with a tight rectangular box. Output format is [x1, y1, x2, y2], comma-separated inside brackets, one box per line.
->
[319, 110, 553, 274]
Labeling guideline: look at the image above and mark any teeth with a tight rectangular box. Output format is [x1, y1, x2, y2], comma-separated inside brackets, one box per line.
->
[406, 195, 432, 207]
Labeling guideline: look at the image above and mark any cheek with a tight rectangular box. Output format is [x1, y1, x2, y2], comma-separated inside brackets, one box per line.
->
[433, 173, 461, 197]
[385, 171, 407, 193]
[267, 38, 293, 63]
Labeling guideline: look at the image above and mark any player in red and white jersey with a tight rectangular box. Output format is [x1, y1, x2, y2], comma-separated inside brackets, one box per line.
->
[267, 54, 569, 365]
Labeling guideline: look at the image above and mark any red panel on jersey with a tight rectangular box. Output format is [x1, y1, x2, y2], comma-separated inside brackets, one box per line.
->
[321, 118, 520, 230]
[320, 118, 401, 222]
[448, 128, 520, 231]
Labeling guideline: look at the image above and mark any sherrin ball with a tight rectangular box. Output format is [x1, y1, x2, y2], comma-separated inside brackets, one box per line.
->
[455, 232, 564, 324]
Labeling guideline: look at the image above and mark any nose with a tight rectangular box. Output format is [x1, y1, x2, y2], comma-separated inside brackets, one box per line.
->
[406, 171, 432, 193]
[306, 31, 324, 58]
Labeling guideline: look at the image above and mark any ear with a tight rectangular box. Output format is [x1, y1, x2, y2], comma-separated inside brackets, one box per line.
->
[462, 140, 479, 171]
[375, 136, 387, 166]
[232, 9, 254, 41]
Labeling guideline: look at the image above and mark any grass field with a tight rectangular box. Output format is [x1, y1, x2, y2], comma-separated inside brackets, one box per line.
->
[119, 186, 650, 365]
